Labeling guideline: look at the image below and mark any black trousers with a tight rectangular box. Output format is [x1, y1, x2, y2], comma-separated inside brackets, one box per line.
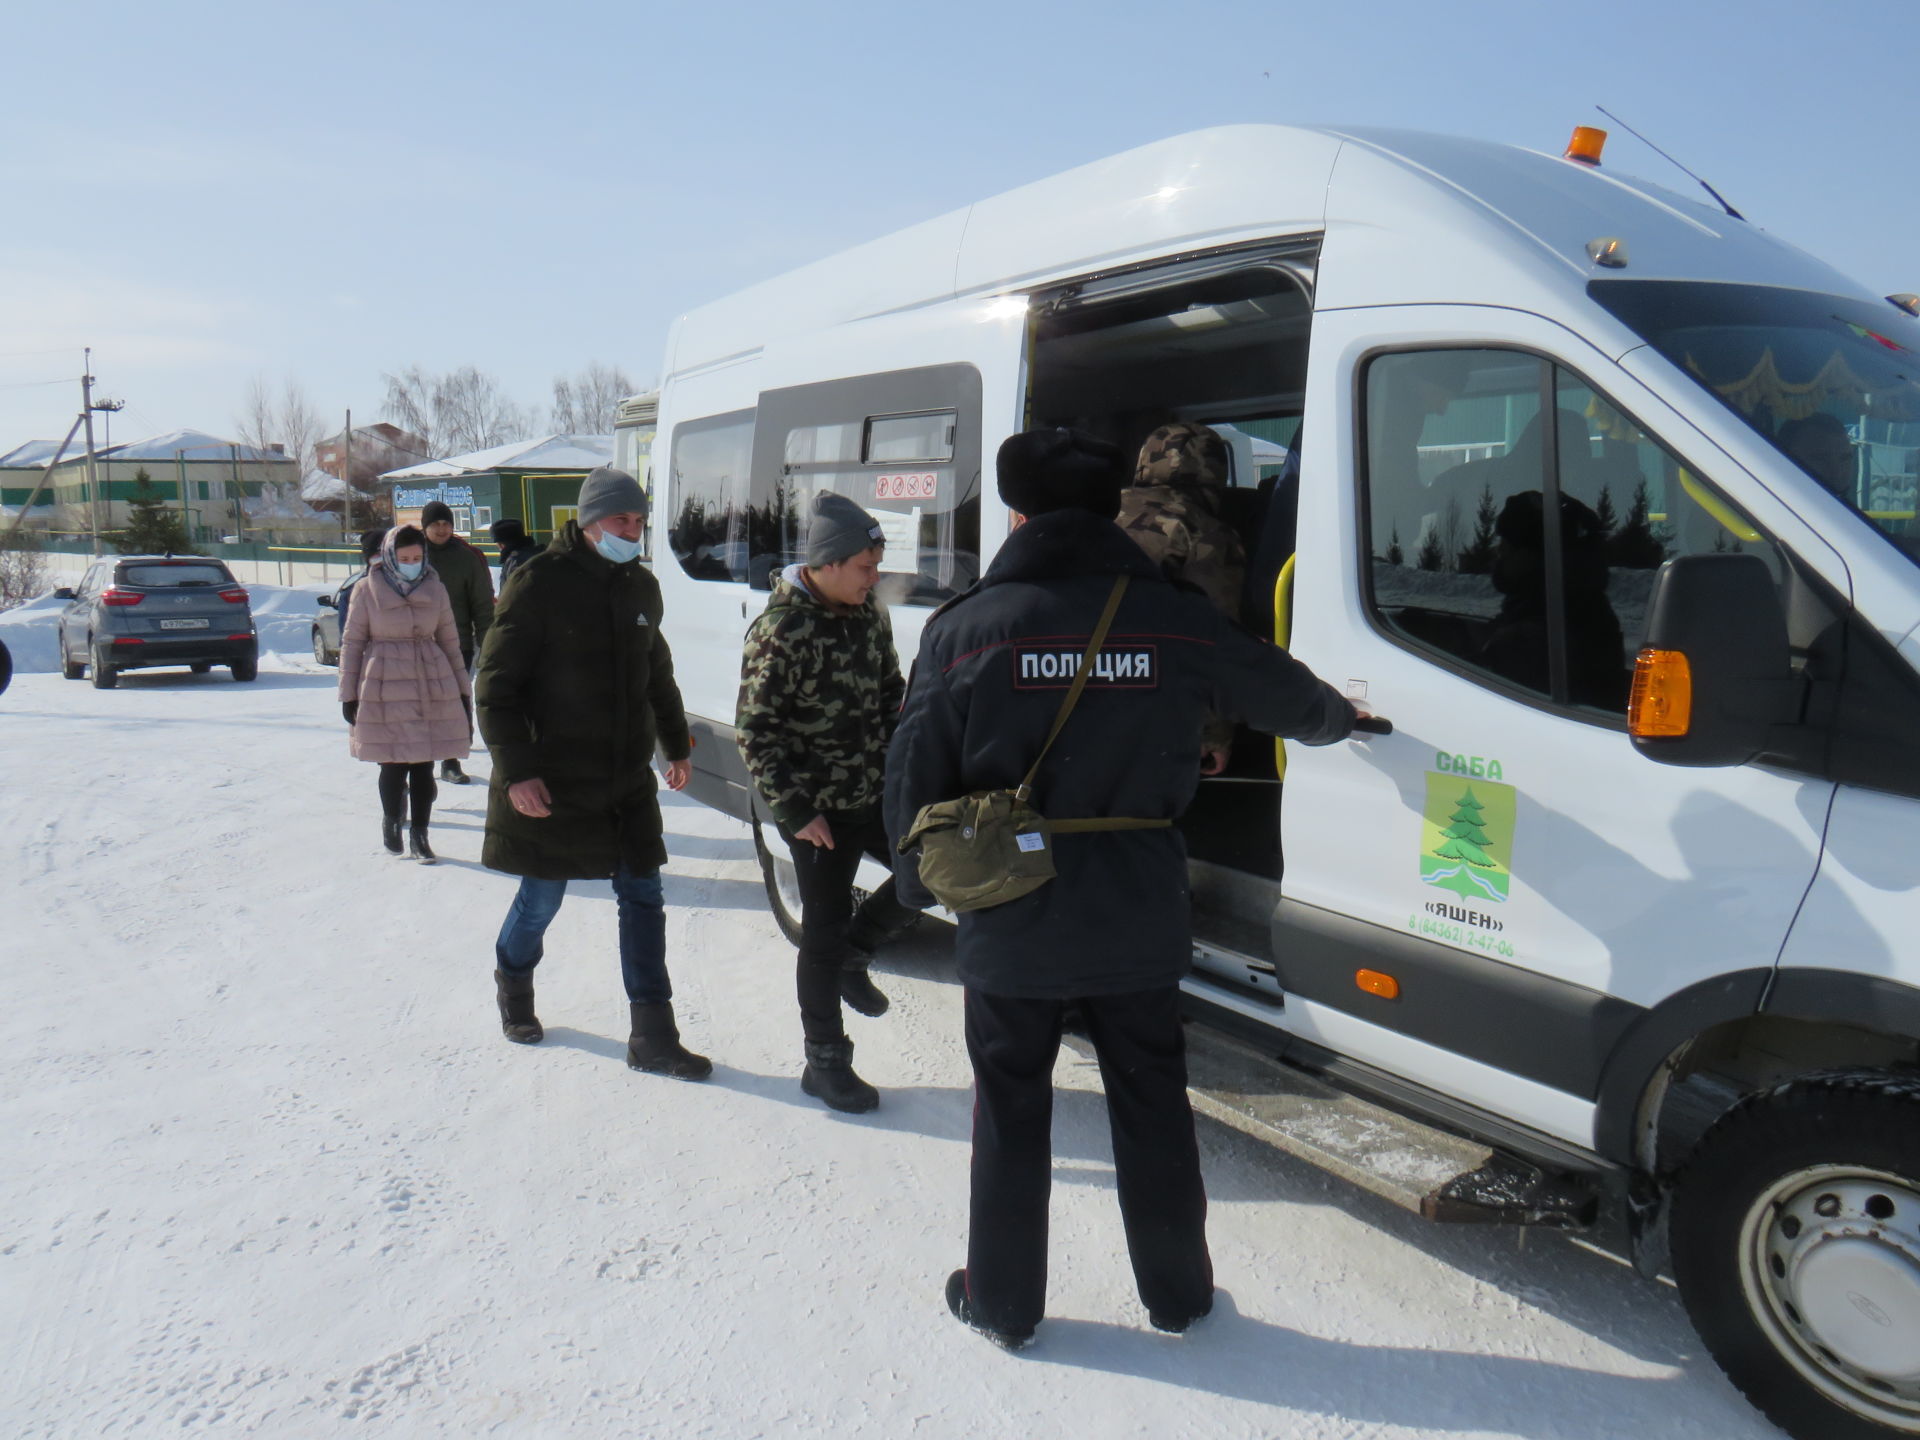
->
[963, 984, 1212, 1333]
[780, 810, 918, 1044]
[377, 762, 437, 825]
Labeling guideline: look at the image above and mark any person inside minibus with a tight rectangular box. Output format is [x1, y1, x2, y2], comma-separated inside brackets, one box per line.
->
[1777, 411, 1857, 502]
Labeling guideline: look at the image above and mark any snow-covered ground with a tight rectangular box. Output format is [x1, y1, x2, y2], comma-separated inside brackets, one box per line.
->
[0, 642, 1784, 1438]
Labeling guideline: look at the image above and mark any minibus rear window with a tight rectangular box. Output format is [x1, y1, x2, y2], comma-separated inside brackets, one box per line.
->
[1590, 280, 1920, 568]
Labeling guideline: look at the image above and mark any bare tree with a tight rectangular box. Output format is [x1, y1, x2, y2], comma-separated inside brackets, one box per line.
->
[233, 375, 325, 473]
[550, 361, 638, 434]
[380, 365, 535, 459]
[0, 531, 49, 612]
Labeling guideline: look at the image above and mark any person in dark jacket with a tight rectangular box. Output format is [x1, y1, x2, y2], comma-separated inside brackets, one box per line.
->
[736, 492, 922, 1113]
[333, 527, 388, 645]
[886, 427, 1358, 1350]
[490, 517, 541, 589]
[422, 498, 495, 784]
[475, 467, 710, 1080]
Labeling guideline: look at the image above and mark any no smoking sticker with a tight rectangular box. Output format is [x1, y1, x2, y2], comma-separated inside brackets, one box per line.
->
[875, 473, 938, 501]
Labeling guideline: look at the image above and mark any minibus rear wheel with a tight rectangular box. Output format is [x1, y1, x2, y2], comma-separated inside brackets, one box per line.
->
[1672, 1070, 1920, 1439]
[751, 813, 805, 948]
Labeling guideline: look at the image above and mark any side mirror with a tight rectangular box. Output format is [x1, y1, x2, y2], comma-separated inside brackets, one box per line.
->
[316, 594, 335, 608]
[1630, 554, 1797, 767]
[52, 587, 76, 600]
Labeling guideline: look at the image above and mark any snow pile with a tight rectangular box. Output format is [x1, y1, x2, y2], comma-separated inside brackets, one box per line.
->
[0, 591, 69, 672]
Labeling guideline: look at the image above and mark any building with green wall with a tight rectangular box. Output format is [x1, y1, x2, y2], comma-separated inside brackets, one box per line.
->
[380, 434, 614, 541]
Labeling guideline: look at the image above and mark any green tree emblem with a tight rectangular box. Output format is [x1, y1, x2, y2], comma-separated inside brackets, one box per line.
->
[1432, 786, 1497, 869]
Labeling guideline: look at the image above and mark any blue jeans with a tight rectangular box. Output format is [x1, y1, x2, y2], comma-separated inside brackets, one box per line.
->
[494, 864, 671, 1005]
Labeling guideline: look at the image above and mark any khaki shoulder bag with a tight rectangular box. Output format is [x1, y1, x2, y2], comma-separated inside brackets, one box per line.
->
[898, 575, 1170, 913]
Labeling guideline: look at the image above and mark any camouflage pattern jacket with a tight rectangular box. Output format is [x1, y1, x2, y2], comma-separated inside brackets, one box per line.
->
[1116, 483, 1247, 615]
[736, 564, 904, 831]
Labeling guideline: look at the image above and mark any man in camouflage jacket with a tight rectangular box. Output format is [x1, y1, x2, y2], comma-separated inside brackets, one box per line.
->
[1118, 422, 1249, 767]
[736, 492, 920, 1112]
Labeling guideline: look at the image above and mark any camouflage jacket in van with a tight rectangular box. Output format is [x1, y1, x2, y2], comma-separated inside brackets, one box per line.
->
[736, 565, 905, 831]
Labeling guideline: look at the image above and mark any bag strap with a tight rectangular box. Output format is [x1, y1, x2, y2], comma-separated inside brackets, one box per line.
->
[1015, 575, 1129, 803]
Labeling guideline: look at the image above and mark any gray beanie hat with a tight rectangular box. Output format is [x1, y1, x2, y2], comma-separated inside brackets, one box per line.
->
[805, 491, 886, 567]
[577, 467, 647, 529]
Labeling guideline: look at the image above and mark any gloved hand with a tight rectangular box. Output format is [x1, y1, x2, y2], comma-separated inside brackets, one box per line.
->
[342, 700, 358, 726]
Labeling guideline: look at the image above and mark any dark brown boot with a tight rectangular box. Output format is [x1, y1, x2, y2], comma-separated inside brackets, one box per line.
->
[494, 968, 543, 1044]
[627, 1003, 712, 1080]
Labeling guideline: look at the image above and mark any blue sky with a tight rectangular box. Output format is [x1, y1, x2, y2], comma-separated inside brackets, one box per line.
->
[2, 0, 1914, 453]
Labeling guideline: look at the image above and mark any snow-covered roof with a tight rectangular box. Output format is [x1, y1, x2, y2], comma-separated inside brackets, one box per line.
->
[0, 439, 75, 468]
[91, 430, 292, 464]
[300, 468, 355, 503]
[380, 433, 611, 481]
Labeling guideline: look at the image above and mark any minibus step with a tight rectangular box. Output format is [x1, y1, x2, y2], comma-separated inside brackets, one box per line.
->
[1065, 1024, 1594, 1228]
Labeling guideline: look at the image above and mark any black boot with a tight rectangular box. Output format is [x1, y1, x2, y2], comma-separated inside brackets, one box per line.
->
[627, 1003, 712, 1080]
[801, 1038, 878, 1113]
[838, 962, 890, 1018]
[440, 758, 470, 785]
[408, 827, 437, 864]
[846, 908, 921, 959]
[945, 1269, 1034, 1351]
[381, 816, 404, 855]
[494, 968, 543, 1044]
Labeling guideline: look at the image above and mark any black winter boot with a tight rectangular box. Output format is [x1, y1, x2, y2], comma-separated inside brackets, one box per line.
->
[801, 1039, 878, 1113]
[381, 816, 404, 855]
[494, 968, 543, 1044]
[838, 962, 890, 1018]
[846, 908, 921, 959]
[945, 1269, 1034, 1351]
[440, 758, 470, 785]
[627, 1003, 712, 1081]
[408, 827, 437, 864]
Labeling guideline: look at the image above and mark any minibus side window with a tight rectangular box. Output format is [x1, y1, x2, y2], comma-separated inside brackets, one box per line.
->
[668, 410, 756, 583]
[1363, 349, 1786, 719]
[753, 365, 983, 605]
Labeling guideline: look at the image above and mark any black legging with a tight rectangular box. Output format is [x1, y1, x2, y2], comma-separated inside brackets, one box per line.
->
[377, 762, 437, 825]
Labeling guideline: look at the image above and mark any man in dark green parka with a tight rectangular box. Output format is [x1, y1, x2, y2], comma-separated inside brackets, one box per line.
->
[422, 498, 495, 784]
[475, 467, 710, 1079]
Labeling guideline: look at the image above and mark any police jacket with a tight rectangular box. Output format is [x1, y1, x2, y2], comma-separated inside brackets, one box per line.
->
[885, 507, 1355, 998]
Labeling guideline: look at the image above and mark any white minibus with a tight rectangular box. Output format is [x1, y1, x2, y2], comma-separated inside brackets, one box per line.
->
[646, 123, 1920, 1440]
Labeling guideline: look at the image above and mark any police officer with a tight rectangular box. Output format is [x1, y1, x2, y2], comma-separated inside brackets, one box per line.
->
[886, 428, 1358, 1349]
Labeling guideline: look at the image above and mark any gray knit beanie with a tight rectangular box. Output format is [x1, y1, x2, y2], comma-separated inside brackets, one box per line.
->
[806, 491, 886, 567]
[577, 467, 647, 528]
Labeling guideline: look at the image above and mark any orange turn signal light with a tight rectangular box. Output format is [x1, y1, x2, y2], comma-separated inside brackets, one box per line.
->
[1564, 126, 1607, 166]
[1355, 969, 1400, 1000]
[1630, 648, 1693, 738]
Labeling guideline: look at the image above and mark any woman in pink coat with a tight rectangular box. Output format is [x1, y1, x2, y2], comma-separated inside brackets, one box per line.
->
[338, 524, 472, 862]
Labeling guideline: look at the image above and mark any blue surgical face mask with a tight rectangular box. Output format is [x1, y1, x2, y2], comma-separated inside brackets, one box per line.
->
[592, 529, 642, 564]
[397, 561, 424, 581]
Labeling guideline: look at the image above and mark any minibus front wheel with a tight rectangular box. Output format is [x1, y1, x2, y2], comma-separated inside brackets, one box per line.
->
[750, 812, 806, 948]
[1672, 1070, 1920, 1439]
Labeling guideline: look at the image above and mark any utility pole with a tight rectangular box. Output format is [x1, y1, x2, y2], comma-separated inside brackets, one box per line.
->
[342, 407, 352, 543]
[81, 350, 100, 555]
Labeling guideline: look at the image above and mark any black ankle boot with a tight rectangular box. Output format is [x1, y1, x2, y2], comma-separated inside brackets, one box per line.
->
[381, 816, 403, 855]
[494, 968, 543, 1043]
[408, 827, 436, 864]
[440, 758, 469, 785]
[838, 963, 890, 1018]
[945, 1269, 1034, 1350]
[627, 1003, 712, 1079]
[801, 1039, 878, 1113]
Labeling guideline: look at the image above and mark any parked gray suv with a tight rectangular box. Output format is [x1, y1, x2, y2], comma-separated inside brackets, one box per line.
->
[55, 556, 259, 688]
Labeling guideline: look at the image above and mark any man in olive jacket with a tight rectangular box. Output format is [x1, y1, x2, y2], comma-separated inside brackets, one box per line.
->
[475, 467, 710, 1079]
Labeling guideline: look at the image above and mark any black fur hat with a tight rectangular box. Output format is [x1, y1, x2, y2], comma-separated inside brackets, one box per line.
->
[995, 427, 1124, 519]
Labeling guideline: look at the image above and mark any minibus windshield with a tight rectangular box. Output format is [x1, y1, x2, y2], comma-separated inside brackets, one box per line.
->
[1590, 279, 1920, 568]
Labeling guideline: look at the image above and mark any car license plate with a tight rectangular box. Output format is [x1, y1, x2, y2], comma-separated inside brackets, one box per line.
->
[159, 618, 209, 630]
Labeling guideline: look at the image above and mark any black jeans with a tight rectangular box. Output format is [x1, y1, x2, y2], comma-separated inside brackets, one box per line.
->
[780, 810, 918, 1043]
[377, 762, 437, 825]
[962, 984, 1212, 1334]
